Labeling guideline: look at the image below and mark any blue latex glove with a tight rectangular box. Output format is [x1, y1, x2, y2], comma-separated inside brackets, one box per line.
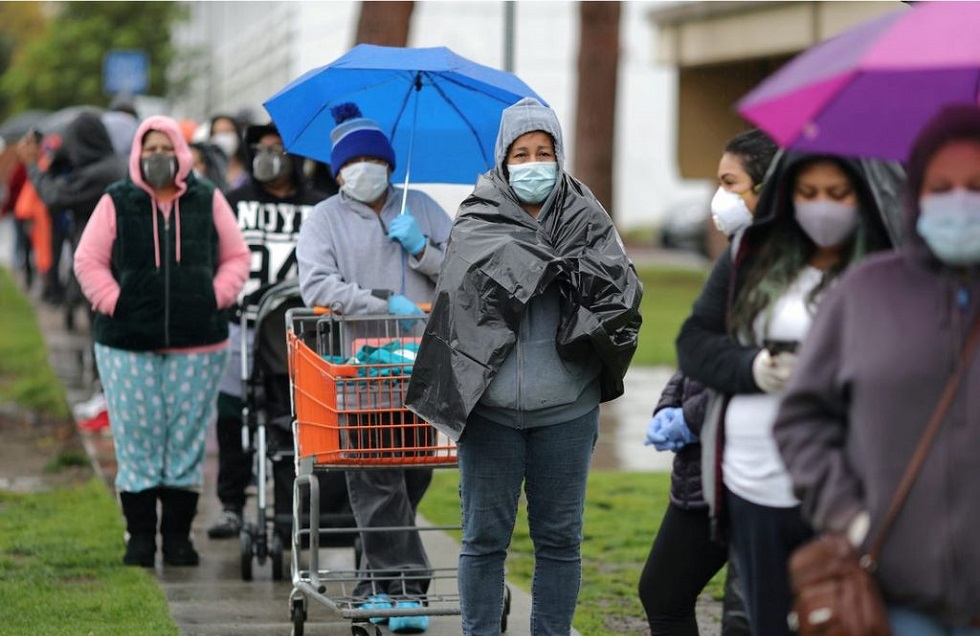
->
[387, 294, 425, 331]
[643, 407, 697, 452]
[388, 213, 427, 256]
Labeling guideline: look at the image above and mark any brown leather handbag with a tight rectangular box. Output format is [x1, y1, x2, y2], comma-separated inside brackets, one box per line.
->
[787, 315, 980, 636]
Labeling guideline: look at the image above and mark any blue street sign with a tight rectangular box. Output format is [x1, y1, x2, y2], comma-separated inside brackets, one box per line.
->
[103, 50, 149, 95]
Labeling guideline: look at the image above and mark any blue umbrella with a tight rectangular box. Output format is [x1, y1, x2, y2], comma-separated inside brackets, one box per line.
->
[263, 44, 547, 186]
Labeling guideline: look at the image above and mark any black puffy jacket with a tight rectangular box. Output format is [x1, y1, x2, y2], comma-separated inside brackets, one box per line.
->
[654, 370, 710, 510]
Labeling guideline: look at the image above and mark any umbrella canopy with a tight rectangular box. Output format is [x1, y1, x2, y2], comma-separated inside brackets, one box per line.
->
[0, 109, 50, 143]
[36, 105, 104, 138]
[737, 2, 980, 161]
[264, 44, 546, 185]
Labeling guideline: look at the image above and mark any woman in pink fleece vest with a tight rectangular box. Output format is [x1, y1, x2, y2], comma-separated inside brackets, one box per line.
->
[74, 115, 249, 568]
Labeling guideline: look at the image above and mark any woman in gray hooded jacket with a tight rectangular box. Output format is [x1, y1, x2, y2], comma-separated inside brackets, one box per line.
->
[774, 104, 980, 635]
[407, 97, 641, 635]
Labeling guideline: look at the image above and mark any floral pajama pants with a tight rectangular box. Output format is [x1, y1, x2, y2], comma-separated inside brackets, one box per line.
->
[94, 344, 227, 493]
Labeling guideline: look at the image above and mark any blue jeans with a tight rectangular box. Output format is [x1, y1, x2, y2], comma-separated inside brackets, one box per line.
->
[890, 607, 980, 636]
[457, 408, 599, 636]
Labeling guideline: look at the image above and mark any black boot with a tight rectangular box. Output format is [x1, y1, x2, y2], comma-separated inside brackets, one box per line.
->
[119, 490, 158, 567]
[159, 488, 200, 566]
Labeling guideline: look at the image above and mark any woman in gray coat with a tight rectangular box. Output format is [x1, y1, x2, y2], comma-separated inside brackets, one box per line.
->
[774, 105, 980, 635]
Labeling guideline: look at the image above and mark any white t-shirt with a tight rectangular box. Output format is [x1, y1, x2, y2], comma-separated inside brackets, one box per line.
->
[724, 265, 824, 508]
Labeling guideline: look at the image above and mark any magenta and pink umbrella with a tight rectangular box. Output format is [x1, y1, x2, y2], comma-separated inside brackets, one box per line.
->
[737, 2, 980, 162]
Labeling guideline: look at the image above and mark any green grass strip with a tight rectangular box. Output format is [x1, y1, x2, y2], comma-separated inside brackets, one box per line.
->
[633, 265, 708, 367]
[0, 268, 70, 418]
[0, 479, 178, 635]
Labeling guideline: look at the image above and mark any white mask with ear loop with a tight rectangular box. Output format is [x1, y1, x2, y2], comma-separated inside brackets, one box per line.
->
[340, 161, 389, 203]
[710, 187, 753, 236]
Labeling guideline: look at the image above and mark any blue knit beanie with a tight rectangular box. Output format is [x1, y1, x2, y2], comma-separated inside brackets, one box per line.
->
[329, 103, 396, 177]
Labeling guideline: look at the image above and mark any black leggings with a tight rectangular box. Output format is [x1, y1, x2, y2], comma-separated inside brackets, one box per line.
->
[639, 502, 749, 636]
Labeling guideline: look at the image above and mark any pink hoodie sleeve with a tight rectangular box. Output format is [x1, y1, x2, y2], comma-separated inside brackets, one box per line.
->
[211, 189, 250, 309]
[73, 194, 121, 315]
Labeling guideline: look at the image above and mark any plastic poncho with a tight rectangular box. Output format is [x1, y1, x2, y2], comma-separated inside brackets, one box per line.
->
[405, 170, 642, 440]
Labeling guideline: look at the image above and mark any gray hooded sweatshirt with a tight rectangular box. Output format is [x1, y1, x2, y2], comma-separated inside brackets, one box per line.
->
[296, 184, 452, 314]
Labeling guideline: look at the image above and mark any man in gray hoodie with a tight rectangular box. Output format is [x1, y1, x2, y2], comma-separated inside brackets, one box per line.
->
[295, 102, 452, 633]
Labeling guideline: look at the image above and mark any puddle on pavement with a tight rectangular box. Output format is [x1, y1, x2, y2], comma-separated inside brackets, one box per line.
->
[594, 366, 675, 472]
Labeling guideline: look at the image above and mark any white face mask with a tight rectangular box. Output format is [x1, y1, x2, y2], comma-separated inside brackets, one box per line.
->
[794, 200, 860, 248]
[340, 161, 389, 203]
[210, 131, 239, 159]
[710, 187, 753, 236]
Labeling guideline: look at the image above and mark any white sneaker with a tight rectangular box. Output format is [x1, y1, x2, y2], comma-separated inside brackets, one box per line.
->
[73, 391, 107, 422]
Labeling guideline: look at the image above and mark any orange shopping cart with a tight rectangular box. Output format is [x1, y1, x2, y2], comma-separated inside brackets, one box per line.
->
[284, 307, 469, 636]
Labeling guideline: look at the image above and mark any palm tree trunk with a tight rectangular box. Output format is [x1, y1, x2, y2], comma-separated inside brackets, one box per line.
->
[355, 1, 415, 46]
[573, 1, 621, 219]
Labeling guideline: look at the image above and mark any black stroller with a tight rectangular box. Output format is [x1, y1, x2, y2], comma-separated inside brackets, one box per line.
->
[238, 278, 357, 581]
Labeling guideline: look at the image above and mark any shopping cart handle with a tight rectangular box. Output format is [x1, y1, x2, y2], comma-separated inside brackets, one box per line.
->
[312, 303, 432, 315]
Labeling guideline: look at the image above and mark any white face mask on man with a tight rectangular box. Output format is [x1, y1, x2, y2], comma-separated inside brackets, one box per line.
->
[340, 161, 389, 203]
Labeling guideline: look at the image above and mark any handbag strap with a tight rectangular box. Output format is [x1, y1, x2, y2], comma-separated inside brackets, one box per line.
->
[866, 312, 980, 566]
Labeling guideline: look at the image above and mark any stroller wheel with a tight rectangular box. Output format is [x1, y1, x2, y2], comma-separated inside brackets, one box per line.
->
[240, 528, 254, 581]
[271, 530, 284, 581]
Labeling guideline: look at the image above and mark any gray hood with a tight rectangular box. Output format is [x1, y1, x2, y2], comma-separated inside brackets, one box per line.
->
[493, 97, 565, 180]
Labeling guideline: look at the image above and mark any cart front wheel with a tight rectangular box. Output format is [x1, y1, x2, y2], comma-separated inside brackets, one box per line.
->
[270, 531, 284, 581]
[290, 598, 306, 636]
[350, 622, 381, 636]
[240, 529, 254, 581]
[502, 583, 512, 632]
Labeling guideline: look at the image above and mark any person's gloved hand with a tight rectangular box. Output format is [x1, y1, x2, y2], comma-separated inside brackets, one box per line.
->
[752, 349, 799, 394]
[644, 407, 696, 451]
[388, 213, 427, 256]
[387, 294, 425, 331]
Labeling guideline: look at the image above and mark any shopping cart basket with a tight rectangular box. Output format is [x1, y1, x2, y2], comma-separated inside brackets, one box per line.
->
[285, 307, 480, 636]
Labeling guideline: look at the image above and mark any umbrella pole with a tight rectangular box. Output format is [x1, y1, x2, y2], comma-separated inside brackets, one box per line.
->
[399, 81, 422, 294]
[398, 80, 422, 216]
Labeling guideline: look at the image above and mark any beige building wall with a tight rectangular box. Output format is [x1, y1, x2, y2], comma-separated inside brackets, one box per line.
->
[648, 0, 907, 257]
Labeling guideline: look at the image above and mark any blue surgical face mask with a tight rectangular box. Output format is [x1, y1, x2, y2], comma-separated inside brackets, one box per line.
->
[507, 161, 558, 204]
[917, 189, 980, 265]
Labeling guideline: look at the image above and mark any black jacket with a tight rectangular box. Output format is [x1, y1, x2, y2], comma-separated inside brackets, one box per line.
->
[675, 152, 896, 519]
[225, 123, 327, 311]
[28, 112, 126, 228]
[655, 370, 711, 510]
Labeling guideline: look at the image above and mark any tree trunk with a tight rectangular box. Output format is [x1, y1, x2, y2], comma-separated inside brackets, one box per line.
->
[573, 1, 621, 219]
[354, 1, 414, 47]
